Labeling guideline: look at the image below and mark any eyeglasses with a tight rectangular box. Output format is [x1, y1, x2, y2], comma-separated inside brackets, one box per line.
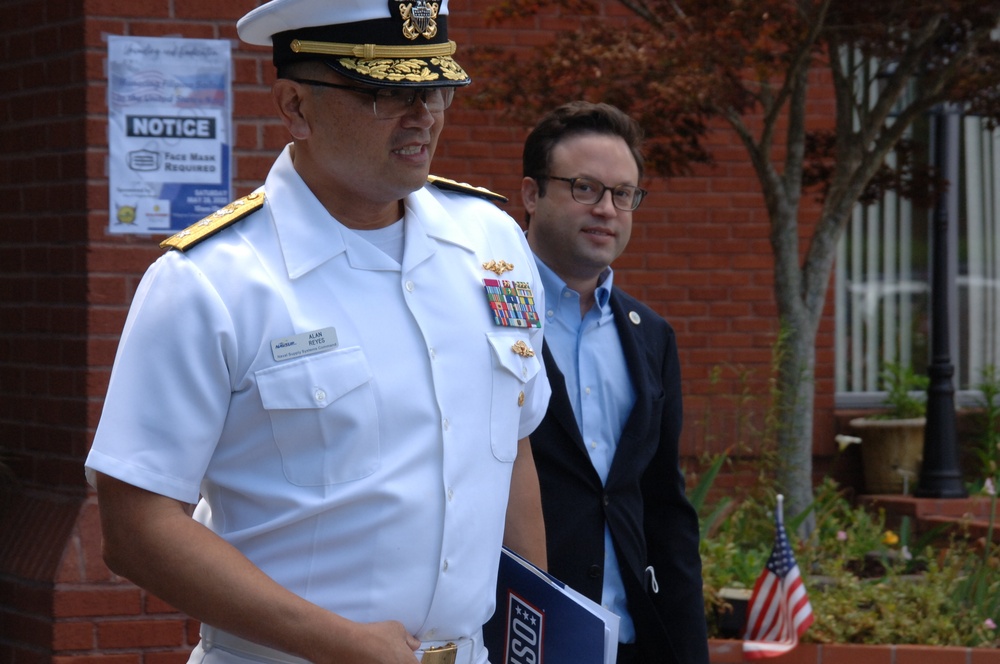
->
[286, 78, 455, 120]
[541, 176, 647, 211]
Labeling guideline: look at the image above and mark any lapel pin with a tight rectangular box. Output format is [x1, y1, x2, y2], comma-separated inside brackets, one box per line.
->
[629, 311, 641, 325]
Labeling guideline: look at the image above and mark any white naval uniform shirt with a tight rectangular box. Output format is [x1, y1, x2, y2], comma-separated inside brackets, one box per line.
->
[86, 145, 550, 662]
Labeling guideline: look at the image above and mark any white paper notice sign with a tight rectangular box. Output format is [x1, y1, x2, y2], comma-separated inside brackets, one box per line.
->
[107, 35, 232, 235]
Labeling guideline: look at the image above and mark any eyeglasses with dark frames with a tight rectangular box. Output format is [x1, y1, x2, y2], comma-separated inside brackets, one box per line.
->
[285, 77, 455, 120]
[541, 175, 647, 211]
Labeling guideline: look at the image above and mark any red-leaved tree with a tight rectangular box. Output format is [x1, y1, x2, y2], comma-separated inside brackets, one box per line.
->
[468, 0, 1000, 528]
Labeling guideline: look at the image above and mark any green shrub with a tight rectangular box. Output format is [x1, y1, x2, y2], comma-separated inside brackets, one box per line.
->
[694, 468, 1000, 647]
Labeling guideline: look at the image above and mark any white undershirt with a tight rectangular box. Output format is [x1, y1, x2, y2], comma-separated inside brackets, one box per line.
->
[351, 218, 405, 263]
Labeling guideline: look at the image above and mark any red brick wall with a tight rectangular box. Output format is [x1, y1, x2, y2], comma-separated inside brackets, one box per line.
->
[0, 0, 93, 659]
[0, 0, 91, 495]
[0, 1, 838, 661]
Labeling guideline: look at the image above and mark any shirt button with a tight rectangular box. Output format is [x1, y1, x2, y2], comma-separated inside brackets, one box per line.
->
[429, 347, 436, 359]
[563, 291, 572, 298]
[590, 441, 597, 450]
[442, 559, 449, 571]
[585, 386, 592, 395]
[314, 389, 327, 403]
[547, 310, 554, 318]
[443, 418, 450, 431]
[405, 280, 415, 292]
[603, 493, 610, 506]
[447, 488, 454, 501]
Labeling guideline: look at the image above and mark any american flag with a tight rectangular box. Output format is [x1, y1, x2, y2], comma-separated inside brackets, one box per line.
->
[742, 495, 814, 660]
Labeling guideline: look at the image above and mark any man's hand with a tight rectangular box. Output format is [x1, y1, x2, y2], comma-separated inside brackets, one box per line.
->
[313, 620, 420, 664]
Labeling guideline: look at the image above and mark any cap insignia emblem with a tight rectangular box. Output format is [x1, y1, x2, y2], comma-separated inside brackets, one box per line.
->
[400, 1, 438, 41]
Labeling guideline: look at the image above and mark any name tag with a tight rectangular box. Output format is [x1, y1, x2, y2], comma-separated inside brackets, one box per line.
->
[270, 327, 339, 362]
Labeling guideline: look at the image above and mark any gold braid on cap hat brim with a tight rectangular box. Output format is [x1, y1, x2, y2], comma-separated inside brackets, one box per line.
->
[291, 39, 457, 60]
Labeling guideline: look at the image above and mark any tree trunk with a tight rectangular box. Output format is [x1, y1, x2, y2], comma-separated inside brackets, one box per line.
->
[768, 189, 824, 535]
[773, 322, 818, 535]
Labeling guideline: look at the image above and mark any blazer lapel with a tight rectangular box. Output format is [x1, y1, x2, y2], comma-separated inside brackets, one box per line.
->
[540, 339, 591, 458]
[607, 290, 655, 481]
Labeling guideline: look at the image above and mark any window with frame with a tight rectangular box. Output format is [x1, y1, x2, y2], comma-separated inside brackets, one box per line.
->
[836, 113, 1000, 406]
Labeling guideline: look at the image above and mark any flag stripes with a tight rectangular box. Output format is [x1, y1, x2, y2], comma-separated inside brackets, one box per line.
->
[742, 495, 814, 660]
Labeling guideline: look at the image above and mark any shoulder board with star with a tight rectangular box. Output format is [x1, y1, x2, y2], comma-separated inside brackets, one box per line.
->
[427, 175, 508, 204]
[159, 192, 266, 251]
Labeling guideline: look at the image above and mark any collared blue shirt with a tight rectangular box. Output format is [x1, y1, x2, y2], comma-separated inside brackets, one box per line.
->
[535, 257, 638, 643]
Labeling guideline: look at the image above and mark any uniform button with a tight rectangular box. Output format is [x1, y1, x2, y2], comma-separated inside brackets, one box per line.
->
[603, 493, 610, 506]
[314, 389, 327, 403]
[521, 367, 528, 379]
[405, 280, 415, 292]
[588, 565, 601, 578]
[518, 391, 525, 407]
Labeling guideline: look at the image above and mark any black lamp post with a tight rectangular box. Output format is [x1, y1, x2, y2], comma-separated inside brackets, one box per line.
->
[916, 103, 967, 498]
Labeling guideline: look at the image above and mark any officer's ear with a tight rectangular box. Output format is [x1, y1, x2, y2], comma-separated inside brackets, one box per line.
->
[273, 79, 311, 140]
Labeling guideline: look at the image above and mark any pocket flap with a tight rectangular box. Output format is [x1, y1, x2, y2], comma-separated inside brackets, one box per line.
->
[257, 347, 372, 410]
[486, 332, 541, 383]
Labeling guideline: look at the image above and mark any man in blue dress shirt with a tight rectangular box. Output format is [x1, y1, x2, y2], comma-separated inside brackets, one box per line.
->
[520, 101, 709, 664]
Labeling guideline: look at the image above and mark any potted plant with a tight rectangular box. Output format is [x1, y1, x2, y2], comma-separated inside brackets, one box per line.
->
[849, 361, 930, 494]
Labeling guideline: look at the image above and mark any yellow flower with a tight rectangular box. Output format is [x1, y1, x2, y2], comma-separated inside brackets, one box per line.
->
[882, 530, 899, 546]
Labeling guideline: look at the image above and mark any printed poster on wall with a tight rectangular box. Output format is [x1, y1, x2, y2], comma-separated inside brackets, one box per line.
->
[107, 35, 232, 235]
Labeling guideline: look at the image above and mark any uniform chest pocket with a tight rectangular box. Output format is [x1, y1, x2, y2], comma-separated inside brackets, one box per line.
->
[256, 347, 379, 486]
[486, 332, 542, 462]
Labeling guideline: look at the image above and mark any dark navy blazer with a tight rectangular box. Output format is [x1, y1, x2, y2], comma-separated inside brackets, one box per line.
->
[530, 287, 709, 664]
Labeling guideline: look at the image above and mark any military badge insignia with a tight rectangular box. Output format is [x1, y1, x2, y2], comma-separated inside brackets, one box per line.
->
[399, 0, 438, 40]
[482, 259, 515, 276]
[510, 340, 535, 358]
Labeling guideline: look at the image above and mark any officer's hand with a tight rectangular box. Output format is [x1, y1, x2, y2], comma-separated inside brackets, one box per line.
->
[324, 620, 420, 664]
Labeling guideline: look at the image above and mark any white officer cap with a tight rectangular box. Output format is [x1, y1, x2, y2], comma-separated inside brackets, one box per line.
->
[237, 0, 470, 87]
